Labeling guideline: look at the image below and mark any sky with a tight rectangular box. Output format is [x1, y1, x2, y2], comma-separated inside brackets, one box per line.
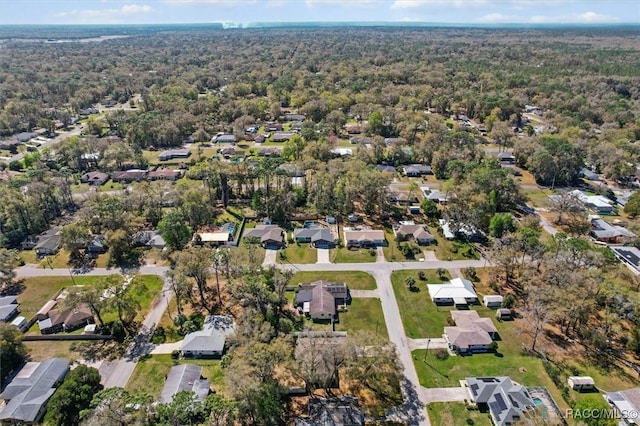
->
[0, 0, 638, 26]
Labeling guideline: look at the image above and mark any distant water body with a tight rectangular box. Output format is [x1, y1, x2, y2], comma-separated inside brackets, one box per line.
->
[0, 22, 637, 41]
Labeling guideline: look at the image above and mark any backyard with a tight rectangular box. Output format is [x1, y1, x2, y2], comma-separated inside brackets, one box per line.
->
[427, 402, 492, 426]
[335, 298, 388, 340]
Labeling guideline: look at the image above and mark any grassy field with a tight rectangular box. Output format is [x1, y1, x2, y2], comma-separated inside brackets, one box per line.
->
[289, 271, 376, 290]
[331, 247, 377, 263]
[279, 243, 317, 264]
[129, 275, 164, 322]
[382, 228, 423, 262]
[24, 340, 79, 362]
[428, 402, 493, 426]
[524, 188, 553, 208]
[335, 298, 387, 339]
[430, 227, 480, 261]
[391, 269, 456, 339]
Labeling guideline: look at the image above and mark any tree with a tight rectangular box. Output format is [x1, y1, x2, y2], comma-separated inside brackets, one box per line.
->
[572, 395, 617, 426]
[548, 191, 584, 225]
[158, 211, 191, 251]
[211, 248, 231, 308]
[421, 198, 441, 221]
[0, 248, 19, 290]
[205, 394, 236, 426]
[82, 387, 151, 426]
[489, 213, 516, 238]
[153, 391, 207, 426]
[102, 274, 142, 332]
[405, 275, 416, 291]
[45, 365, 102, 426]
[61, 223, 91, 260]
[367, 110, 384, 136]
[64, 280, 108, 328]
[0, 323, 27, 382]
[436, 267, 447, 280]
[175, 247, 213, 314]
[624, 191, 640, 218]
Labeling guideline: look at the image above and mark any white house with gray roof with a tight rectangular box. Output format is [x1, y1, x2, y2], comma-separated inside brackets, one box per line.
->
[0, 358, 69, 424]
[293, 227, 336, 248]
[179, 315, 235, 358]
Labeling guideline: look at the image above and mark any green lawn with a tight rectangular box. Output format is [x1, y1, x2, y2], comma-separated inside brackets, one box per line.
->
[331, 247, 377, 263]
[391, 269, 455, 339]
[382, 228, 422, 262]
[430, 227, 479, 261]
[428, 402, 493, 426]
[18, 276, 105, 320]
[336, 298, 388, 340]
[279, 243, 317, 264]
[289, 271, 376, 290]
[130, 275, 164, 322]
[127, 355, 227, 399]
[19, 249, 38, 265]
[413, 316, 570, 414]
[524, 188, 553, 208]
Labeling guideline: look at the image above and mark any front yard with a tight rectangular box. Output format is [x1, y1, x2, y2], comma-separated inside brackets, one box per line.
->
[390, 269, 452, 338]
[427, 402, 492, 426]
[330, 247, 377, 263]
[289, 271, 376, 290]
[278, 243, 317, 264]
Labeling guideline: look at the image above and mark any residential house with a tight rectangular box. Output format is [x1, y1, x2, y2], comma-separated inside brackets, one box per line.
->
[427, 277, 478, 307]
[38, 304, 94, 334]
[445, 326, 493, 354]
[264, 123, 283, 132]
[295, 281, 349, 321]
[295, 396, 364, 426]
[384, 137, 406, 145]
[376, 165, 396, 173]
[278, 163, 306, 177]
[34, 227, 62, 257]
[343, 228, 385, 249]
[0, 296, 19, 322]
[180, 315, 235, 358]
[220, 147, 245, 159]
[0, 358, 69, 424]
[0, 139, 21, 153]
[590, 216, 635, 243]
[86, 235, 107, 255]
[80, 171, 109, 186]
[293, 227, 336, 248]
[612, 246, 640, 274]
[36, 300, 57, 321]
[424, 188, 449, 205]
[387, 191, 418, 206]
[253, 134, 267, 144]
[438, 219, 485, 242]
[349, 136, 371, 144]
[243, 225, 285, 249]
[464, 377, 535, 426]
[257, 147, 280, 157]
[158, 149, 191, 161]
[284, 113, 305, 122]
[159, 365, 211, 404]
[558, 190, 616, 215]
[272, 132, 295, 142]
[330, 148, 352, 157]
[213, 134, 236, 144]
[605, 386, 640, 424]
[581, 168, 599, 181]
[394, 223, 436, 245]
[483, 295, 504, 308]
[195, 224, 234, 247]
[497, 152, 515, 164]
[345, 124, 362, 134]
[402, 164, 432, 177]
[111, 169, 148, 183]
[79, 107, 99, 116]
[148, 168, 181, 181]
[567, 376, 596, 392]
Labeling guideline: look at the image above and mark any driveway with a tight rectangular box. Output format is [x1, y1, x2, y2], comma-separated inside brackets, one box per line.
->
[376, 247, 386, 263]
[151, 341, 183, 354]
[350, 289, 379, 298]
[535, 208, 559, 236]
[262, 249, 278, 266]
[422, 387, 469, 404]
[317, 248, 330, 264]
[408, 338, 448, 350]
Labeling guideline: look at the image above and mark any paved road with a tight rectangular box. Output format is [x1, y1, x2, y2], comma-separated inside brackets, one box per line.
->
[534, 208, 559, 236]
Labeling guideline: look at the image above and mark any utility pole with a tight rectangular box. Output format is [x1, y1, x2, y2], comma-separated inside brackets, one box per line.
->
[423, 338, 430, 363]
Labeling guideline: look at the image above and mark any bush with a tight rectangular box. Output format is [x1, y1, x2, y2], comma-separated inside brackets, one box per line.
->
[418, 271, 426, 280]
[151, 326, 167, 344]
[502, 294, 515, 309]
[368, 249, 376, 257]
[170, 350, 180, 359]
[464, 267, 478, 281]
[466, 419, 475, 425]
[434, 348, 449, 360]
[446, 316, 455, 326]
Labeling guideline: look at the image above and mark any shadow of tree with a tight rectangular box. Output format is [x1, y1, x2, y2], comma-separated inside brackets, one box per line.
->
[385, 377, 427, 425]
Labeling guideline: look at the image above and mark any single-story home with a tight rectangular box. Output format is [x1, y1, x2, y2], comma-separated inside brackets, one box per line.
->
[213, 134, 236, 144]
[39, 304, 94, 334]
[111, 169, 148, 183]
[497, 152, 515, 164]
[376, 165, 396, 173]
[148, 168, 181, 181]
[590, 216, 635, 243]
[445, 311, 498, 354]
[387, 192, 418, 206]
[330, 148, 352, 157]
[343, 228, 385, 249]
[86, 235, 107, 254]
[132, 230, 165, 248]
[567, 376, 596, 392]
[345, 124, 362, 134]
[196, 231, 232, 246]
[438, 219, 484, 241]
[264, 123, 283, 132]
[402, 164, 432, 177]
[483, 295, 504, 308]
[159, 149, 191, 161]
[243, 225, 285, 249]
[464, 377, 535, 426]
[180, 315, 235, 358]
[80, 171, 109, 186]
[580, 168, 599, 181]
[293, 228, 336, 248]
[0, 296, 19, 322]
[295, 281, 349, 321]
[272, 132, 295, 142]
[612, 246, 640, 274]
[393, 223, 436, 245]
[428, 277, 478, 307]
[350, 136, 371, 144]
[557, 190, 616, 215]
[34, 227, 62, 257]
[284, 113, 305, 122]
[295, 396, 364, 426]
[424, 189, 449, 205]
[0, 358, 69, 424]
[604, 387, 640, 422]
[159, 364, 211, 404]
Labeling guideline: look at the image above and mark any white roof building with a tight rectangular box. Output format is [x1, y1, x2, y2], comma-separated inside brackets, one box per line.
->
[428, 277, 478, 306]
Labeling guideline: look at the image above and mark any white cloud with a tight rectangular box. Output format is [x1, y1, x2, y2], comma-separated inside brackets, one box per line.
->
[392, 0, 486, 9]
[163, 0, 257, 5]
[529, 11, 619, 23]
[305, 0, 378, 7]
[575, 11, 619, 23]
[475, 13, 515, 24]
[55, 4, 156, 24]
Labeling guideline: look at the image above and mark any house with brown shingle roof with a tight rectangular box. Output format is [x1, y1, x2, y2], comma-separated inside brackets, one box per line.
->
[243, 225, 285, 249]
[294, 281, 349, 321]
[394, 223, 436, 245]
[444, 310, 497, 354]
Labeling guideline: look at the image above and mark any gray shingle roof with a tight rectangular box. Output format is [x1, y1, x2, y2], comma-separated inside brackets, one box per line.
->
[159, 364, 210, 404]
[0, 358, 69, 423]
[466, 377, 534, 426]
[180, 315, 235, 354]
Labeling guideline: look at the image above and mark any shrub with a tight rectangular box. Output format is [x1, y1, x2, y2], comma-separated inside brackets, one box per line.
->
[502, 294, 515, 309]
[446, 316, 455, 326]
[466, 419, 475, 425]
[418, 271, 426, 280]
[368, 249, 376, 257]
[434, 348, 449, 360]
[464, 267, 478, 281]
[170, 350, 180, 359]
